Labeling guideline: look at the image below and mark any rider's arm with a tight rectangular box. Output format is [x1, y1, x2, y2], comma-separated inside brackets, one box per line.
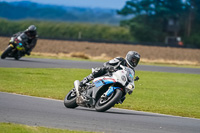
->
[9, 32, 22, 44]
[103, 57, 121, 67]
[29, 38, 37, 50]
[91, 57, 125, 79]
[103, 57, 124, 71]
[17, 32, 28, 44]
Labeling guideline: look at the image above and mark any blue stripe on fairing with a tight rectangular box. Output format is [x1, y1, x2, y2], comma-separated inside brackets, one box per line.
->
[94, 80, 104, 87]
[103, 80, 114, 84]
[94, 79, 115, 88]
[106, 86, 121, 96]
[129, 74, 133, 80]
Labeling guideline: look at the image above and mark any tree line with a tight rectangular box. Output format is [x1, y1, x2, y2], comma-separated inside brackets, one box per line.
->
[0, 19, 134, 43]
[117, 0, 200, 48]
[0, 14, 199, 48]
[0, 1, 124, 25]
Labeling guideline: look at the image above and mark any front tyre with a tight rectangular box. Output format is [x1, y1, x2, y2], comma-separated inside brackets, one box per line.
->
[95, 89, 122, 112]
[64, 89, 78, 108]
[1, 46, 13, 59]
[14, 51, 25, 60]
[14, 53, 21, 60]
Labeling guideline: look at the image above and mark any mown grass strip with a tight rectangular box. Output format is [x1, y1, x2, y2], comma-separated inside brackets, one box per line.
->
[28, 53, 200, 68]
[0, 123, 96, 133]
[0, 68, 199, 118]
[1, 51, 200, 68]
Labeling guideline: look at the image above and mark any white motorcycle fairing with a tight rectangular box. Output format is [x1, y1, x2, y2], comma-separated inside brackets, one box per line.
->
[92, 66, 135, 98]
[64, 65, 136, 112]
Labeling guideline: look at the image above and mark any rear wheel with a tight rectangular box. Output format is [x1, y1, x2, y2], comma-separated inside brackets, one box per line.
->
[1, 46, 13, 59]
[95, 89, 122, 112]
[64, 89, 78, 108]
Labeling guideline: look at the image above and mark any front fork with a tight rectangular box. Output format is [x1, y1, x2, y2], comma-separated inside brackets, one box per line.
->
[101, 86, 125, 104]
[6, 44, 15, 57]
[104, 86, 121, 97]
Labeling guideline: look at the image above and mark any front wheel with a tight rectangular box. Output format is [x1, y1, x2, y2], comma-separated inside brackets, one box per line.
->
[95, 89, 122, 112]
[14, 52, 21, 60]
[1, 46, 13, 59]
[64, 89, 78, 108]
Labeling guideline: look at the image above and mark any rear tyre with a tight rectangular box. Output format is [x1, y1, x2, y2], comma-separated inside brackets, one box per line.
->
[95, 89, 122, 112]
[64, 89, 78, 108]
[1, 46, 13, 59]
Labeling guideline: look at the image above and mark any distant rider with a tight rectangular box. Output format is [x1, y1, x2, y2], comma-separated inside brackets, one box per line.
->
[79, 51, 140, 97]
[9, 25, 38, 55]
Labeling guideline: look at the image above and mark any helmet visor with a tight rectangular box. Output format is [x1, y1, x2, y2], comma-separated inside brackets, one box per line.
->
[132, 58, 139, 66]
[26, 31, 36, 38]
[129, 58, 140, 68]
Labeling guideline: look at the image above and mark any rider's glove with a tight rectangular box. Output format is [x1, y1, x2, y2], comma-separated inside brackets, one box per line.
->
[134, 76, 139, 81]
[9, 40, 13, 44]
[9, 37, 15, 44]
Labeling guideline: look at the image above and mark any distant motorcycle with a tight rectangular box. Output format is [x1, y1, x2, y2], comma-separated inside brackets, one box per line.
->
[64, 65, 139, 112]
[1, 38, 26, 60]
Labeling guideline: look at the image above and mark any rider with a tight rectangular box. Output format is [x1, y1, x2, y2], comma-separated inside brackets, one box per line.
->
[79, 51, 140, 91]
[9, 25, 38, 55]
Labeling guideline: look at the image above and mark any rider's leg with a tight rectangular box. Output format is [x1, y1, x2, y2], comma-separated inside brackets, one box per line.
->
[79, 67, 107, 89]
[79, 74, 94, 88]
[77, 67, 107, 105]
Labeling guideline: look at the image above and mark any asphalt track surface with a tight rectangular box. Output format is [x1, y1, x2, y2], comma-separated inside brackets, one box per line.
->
[0, 57, 200, 74]
[0, 92, 200, 133]
[0, 57, 200, 133]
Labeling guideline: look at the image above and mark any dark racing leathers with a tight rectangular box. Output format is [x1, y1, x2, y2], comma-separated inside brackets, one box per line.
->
[79, 57, 134, 87]
[10, 31, 37, 55]
[78, 57, 131, 105]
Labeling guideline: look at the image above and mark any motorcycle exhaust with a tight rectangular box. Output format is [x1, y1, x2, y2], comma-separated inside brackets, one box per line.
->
[74, 80, 80, 96]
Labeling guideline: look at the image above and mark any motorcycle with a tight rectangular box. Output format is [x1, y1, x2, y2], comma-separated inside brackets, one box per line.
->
[1, 38, 26, 60]
[64, 65, 139, 112]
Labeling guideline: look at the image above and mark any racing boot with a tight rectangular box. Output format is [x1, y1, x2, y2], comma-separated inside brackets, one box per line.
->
[79, 74, 94, 91]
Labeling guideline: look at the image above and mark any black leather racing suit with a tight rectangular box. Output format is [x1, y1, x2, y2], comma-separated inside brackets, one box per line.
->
[10, 31, 37, 54]
[80, 57, 134, 86]
[79, 57, 133, 104]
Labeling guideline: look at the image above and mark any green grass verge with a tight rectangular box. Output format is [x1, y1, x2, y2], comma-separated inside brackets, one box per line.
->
[0, 123, 96, 133]
[0, 68, 199, 118]
[139, 61, 200, 69]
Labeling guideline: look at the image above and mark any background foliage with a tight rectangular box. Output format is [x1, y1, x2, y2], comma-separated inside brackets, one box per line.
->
[118, 0, 200, 48]
[0, 1, 125, 25]
[1, 0, 200, 48]
[0, 19, 134, 43]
